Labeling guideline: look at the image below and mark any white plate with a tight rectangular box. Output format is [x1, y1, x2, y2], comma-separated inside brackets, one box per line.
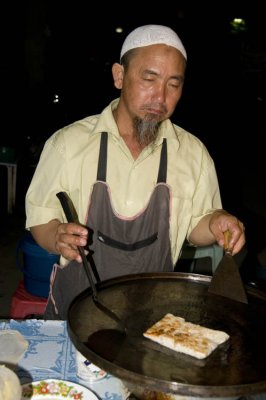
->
[21, 379, 100, 400]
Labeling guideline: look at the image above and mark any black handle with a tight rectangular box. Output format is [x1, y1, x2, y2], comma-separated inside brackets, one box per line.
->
[56, 191, 98, 300]
[56, 192, 79, 223]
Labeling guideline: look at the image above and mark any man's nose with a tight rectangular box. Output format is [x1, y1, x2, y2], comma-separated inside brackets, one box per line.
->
[153, 82, 167, 102]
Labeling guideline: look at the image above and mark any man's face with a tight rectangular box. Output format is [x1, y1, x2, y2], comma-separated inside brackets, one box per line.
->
[119, 44, 186, 144]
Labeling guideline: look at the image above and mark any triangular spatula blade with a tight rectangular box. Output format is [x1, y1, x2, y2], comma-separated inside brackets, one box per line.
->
[208, 253, 248, 304]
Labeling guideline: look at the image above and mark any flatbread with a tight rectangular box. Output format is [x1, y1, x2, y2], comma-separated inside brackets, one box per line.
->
[143, 313, 229, 359]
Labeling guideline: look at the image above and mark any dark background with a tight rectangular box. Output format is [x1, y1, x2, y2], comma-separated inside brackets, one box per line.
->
[1, 2, 265, 142]
[1, 1, 265, 278]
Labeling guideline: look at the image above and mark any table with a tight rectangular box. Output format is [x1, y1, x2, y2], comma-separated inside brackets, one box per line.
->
[0, 161, 17, 214]
[0, 319, 129, 400]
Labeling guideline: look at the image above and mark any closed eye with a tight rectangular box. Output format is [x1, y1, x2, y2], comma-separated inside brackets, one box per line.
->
[169, 77, 184, 88]
[142, 70, 158, 80]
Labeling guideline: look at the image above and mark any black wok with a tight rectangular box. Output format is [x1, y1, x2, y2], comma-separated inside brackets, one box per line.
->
[67, 272, 266, 398]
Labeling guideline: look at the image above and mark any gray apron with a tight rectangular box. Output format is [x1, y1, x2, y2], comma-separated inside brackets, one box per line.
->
[44, 132, 173, 320]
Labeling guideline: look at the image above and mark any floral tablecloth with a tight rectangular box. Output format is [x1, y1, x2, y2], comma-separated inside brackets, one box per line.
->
[0, 319, 128, 400]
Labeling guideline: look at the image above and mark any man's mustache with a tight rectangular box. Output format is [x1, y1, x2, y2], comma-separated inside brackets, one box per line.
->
[141, 103, 168, 114]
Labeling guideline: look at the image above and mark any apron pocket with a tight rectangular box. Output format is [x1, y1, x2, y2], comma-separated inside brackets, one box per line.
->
[97, 231, 158, 251]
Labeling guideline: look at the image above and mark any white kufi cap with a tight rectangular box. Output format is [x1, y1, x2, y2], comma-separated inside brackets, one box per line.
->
[120, 24, 187, 61]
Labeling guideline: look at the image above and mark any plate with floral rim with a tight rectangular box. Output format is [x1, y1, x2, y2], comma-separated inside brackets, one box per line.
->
[21, 379, 100, 400]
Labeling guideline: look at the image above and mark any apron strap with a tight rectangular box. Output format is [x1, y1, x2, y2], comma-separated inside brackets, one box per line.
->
[157, 138, 167, 183]
[97, 132, 108, 182]
[97, 132, 167, 183]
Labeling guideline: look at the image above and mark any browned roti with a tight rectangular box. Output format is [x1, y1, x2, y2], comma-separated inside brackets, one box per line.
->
[143, 313, 229, 359]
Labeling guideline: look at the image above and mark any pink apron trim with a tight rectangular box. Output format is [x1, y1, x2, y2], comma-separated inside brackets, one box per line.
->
[48, 263, 60, 315]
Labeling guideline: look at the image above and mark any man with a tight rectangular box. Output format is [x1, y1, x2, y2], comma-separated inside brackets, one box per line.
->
[25, 25, 245, 319]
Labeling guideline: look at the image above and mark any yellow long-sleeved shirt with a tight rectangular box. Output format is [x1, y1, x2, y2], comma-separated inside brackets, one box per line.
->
[26, 98, 222, 265]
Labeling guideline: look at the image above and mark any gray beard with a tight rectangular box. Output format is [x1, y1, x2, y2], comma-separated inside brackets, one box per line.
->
[133, 117, 161, 146]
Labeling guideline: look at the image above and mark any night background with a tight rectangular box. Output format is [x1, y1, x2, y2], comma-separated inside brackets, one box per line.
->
[1, 1, 266, 278]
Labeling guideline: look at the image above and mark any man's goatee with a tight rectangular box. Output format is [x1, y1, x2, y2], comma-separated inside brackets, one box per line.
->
[133, 117, 161, 146]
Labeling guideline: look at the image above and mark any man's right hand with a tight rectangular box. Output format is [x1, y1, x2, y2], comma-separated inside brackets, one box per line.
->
[30, 220, 88, 263]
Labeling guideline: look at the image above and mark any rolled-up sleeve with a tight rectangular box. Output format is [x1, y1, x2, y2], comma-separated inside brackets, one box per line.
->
[25, 131, 68, 229]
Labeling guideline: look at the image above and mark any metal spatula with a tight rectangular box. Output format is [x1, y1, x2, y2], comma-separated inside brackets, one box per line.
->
[208, 230, 248, 304]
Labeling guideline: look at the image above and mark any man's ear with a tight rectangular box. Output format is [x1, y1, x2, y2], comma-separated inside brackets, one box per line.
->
[112, 63, 124, 89]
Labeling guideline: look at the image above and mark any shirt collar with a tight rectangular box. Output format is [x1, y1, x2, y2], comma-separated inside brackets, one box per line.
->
[92, 98, 177, 145]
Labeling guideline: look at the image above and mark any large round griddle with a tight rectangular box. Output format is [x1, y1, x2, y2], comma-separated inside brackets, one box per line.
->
[67, 272, 266, 398]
